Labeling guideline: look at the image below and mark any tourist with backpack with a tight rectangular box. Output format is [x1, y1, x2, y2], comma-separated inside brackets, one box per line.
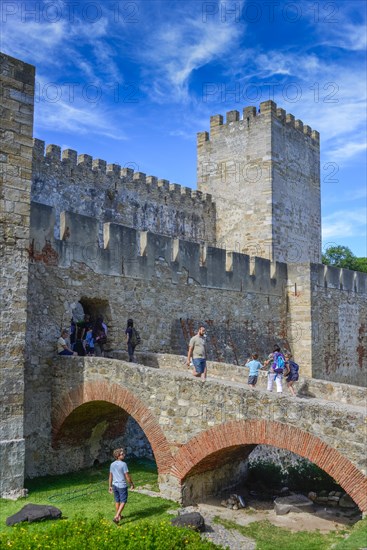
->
[93, 316, 107, 357]
[284, 353, 299, 396]
[264, 344, 285, 393]
[125, 318, 141, 362]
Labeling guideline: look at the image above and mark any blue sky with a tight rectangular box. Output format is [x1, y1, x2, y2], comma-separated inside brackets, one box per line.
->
[2, 0, 366, 256]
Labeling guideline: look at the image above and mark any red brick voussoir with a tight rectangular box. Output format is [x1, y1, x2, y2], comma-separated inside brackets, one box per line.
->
[51, 380, 173, 474]
[170, 419, 367, 512]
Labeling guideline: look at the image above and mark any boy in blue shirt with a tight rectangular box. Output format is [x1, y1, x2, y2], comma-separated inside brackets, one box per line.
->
[108, 448, 134, 523]
[245, 353, 263, 389]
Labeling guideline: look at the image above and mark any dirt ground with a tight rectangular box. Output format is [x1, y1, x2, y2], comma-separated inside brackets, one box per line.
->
[194, 498, 361, 534]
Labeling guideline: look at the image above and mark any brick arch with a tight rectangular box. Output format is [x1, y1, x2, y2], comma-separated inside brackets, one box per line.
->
[170, 420, 367, 512]
[52, 381, 172, 474]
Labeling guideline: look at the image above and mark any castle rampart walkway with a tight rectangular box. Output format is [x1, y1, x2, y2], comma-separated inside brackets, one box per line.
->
[51, 355, 367, 511]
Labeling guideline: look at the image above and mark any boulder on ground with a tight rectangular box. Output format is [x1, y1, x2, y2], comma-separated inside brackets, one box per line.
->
[6, 504, 62, 526]
[171, 512, 205, 532]
[339, 494, 356, 509]
[274, 494, 314, 515]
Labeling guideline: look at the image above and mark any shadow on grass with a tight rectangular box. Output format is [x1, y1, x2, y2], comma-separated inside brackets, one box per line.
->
[119, 501, 176, 524]
[25, 458, 158, 495]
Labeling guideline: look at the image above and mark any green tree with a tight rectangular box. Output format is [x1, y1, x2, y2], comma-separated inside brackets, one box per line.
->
[322, 245, 367, 273]
[353, 257, 367, 273]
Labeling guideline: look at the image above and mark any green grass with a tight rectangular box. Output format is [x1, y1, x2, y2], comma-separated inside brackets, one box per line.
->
[213, 517, 357, 550]
[332, 517, 367, 549]
[0, 461, 225, 549]
[1, 463, 366, 550]
[0, 518, 223, 549]
[0, 459, 170, 535]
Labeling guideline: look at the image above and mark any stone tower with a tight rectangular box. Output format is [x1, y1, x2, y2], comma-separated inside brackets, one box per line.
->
[0, 53, 35, 497]
[197, 100, 321, 264]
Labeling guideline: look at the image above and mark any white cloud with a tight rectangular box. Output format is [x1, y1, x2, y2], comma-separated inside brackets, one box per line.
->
[34, 76, 129, 140]
[319, 23, 367, 52]
[1, 19, 67, 66]
[322, 208, 367, 239]
[135, 4, 245, 102]
[325, 141, 367, 162]
[0, 10, 122, 82]
[231, 47, 366, 162]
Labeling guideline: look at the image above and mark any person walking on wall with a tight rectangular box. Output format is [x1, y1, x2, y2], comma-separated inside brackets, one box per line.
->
[73, 325, 86, 356]
[125, 318, 140, 362]
[93, 316, 107, 357]
[264, 345, 285, 393]
[108, 448, 134, 524]
[245, 353, 263, 389]
[57, 329, 77, 356]
[187, 324, 207, 382]
[284, 353, 300, 396]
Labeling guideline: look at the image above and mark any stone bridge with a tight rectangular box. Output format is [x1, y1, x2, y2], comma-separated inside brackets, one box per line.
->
[50, 354, 367, 511]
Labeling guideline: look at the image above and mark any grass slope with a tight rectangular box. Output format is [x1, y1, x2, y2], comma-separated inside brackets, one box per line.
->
[1, 461, 366, 549]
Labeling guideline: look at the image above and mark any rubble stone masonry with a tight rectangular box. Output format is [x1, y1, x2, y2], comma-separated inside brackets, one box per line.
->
[0, 54, 35, 497]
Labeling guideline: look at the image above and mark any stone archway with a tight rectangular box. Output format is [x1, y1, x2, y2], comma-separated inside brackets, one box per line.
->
[79, 296, 110, 325]
[52, 380, 173, 474]
[170, 420, 367, 512]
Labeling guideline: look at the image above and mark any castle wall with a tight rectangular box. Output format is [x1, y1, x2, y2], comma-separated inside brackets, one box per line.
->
[24, 202, 289, 476]
[0, 54, 35, 497]
[31, 140, 216, 246]
[27, 203, 288, 359]
[286, 263, 367, 385]
[310, 264, 367, 386]
[197, 100, 321, 264]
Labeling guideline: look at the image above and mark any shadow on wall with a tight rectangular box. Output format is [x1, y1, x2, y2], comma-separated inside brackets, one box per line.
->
[174, 318, 290, 365]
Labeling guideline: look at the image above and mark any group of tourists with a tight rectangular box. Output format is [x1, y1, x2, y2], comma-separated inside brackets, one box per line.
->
[57, 314, 108, 357]
[57, 316, 141, 361]
[187, 325, 299, 394]
[246, 344, 300, 395]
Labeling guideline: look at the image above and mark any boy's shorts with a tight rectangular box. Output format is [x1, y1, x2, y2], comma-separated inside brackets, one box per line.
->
[113, 485, 128, 503]
[192, 358, 206, 374]
[248, 375, 258, 386]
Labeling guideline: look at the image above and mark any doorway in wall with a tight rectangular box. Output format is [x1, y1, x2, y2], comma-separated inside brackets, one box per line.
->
[78, 297, 112, 346]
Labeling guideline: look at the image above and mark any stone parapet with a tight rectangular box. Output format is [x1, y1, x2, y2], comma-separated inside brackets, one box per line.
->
[108, 351, 367, 407]
[29, 202, 288, 294]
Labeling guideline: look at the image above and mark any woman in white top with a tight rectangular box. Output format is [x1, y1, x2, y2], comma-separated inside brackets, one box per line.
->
[57, 329, 77, 356]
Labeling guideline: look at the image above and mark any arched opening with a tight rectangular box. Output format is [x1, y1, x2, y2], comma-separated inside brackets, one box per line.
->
[180, 444, 361, 521]
[171, 420, 367, 512]
[79, 297, 110, 325]
[181, 445, 256, 505]
[52, 401, 153, 473]
[77, 296, 114, 349]
[51, 381, 173, 477]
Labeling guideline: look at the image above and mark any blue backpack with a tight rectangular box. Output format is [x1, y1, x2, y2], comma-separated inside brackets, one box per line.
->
[273, 352, 285, 373]
[288, 360, 299, 375]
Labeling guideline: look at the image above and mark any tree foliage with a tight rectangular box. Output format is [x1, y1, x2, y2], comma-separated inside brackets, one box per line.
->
[322, 245, 367, 273]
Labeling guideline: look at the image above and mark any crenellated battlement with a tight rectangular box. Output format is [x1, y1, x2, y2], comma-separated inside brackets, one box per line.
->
[30, 202, 288, 295]
[30, 202, 366, 297]
[197, 100, 320, 144]
[32, 139, 213, 205]
[312, 263, 367, 293]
